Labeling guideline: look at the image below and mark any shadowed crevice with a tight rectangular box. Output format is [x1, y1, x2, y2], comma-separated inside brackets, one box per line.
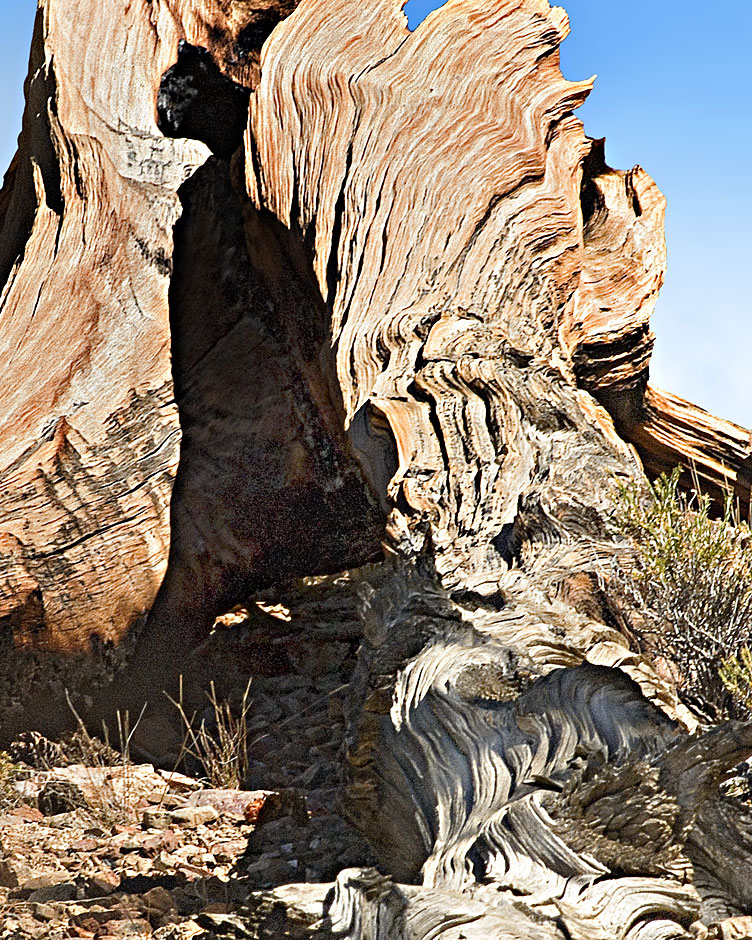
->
[156, 41, 250, 159]
[131, 156, 386, 680]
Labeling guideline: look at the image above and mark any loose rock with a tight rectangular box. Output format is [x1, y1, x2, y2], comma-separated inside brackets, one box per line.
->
[168, 805, 219, 827]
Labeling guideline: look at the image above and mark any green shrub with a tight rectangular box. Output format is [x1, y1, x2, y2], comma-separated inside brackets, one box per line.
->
[0, 752, 23, 809]
[611, 466, 752, 717]
[719, 645, 752, 712]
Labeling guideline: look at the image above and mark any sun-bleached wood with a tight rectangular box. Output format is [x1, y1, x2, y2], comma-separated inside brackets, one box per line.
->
[0, 0, 750, 936]
[0, 0, 384, 691]
[243, 0, 752, 935]
[632, 385, 752, 516]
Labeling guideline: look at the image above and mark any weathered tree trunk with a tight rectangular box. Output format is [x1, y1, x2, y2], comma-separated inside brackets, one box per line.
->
[1, 0, 751, 936]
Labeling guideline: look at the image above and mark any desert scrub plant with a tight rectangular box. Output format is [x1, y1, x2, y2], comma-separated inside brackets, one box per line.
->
[610, 466, 752, 718]
[0, 752, 23, 809]
[169, 678, 252, 789]
[719, 645, 752, 713]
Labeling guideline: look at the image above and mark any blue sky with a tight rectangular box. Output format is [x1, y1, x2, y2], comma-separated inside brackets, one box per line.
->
[559, 1, 751, 428]
[1, 1, 749, 427]
[0, 2, 35, 175]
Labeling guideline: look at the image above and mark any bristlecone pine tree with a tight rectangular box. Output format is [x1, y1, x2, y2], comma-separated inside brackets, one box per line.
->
[1, 1, 752, 937]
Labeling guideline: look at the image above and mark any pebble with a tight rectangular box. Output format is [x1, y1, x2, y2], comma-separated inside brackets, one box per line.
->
[141, 885, 177, 918]
[209, 838, 246, 861]
[185, 788, 269, 818]
[18, 870, 73, 893]
[0, 858, 31, 888]
[105, 916, 153, 936]
[31, 902, 57, 921]
[86, 869, 121, 895]
[168, 805, 219, 827]
[142, 809, 172, 829]
[111, 831, 143, 851]
[27, 881, 78, 903]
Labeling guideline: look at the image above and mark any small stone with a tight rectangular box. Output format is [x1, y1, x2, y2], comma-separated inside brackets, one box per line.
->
[152, 922, 206, 940]
[141, 885, 177, 920]
[28, 880, 78, 903]
[13, 778, 42, 803]
[19, 870, 72, 893]
[70, 837, 100, 851]
[156, 769, 204, 791]
[110, 830, 144, 851]
[142, 809, 172, 829]
[144, 791, 185, 809]
[100, 916, 153, 936]
[43, 809, 91, 829]
[210, 839, 246, 862]
[0, 813, 25, 826]
[168, 805, 219, 827]
[6, 803, 43, 822]
[153, 850, 179, 873]
[32, 902, 58, 921]
[0, 858, 32, 888]
[171, 843, 203, 861]
[85, 869, 121, 895]
[141, 830, 182, 858]
[196, 912, 253, 937]
[185, 788, 269, 818]
[38, 778, 89, 816]
[76, 915, 105, 936]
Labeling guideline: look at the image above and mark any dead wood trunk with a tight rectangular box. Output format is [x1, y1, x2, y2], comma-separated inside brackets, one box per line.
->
[1, 0, 751, 936]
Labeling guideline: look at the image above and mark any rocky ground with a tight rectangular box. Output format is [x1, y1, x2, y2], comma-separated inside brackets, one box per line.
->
[0, 570, 380, 939]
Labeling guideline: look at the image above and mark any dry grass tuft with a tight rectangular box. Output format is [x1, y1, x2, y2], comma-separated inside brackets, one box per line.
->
[167, 678, 252, 790]
[64, 691, 146, 824]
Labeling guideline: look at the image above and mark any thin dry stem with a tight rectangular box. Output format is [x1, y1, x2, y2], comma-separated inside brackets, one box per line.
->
[64, 691, 146, 824]
[166, 678, 253, 789]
